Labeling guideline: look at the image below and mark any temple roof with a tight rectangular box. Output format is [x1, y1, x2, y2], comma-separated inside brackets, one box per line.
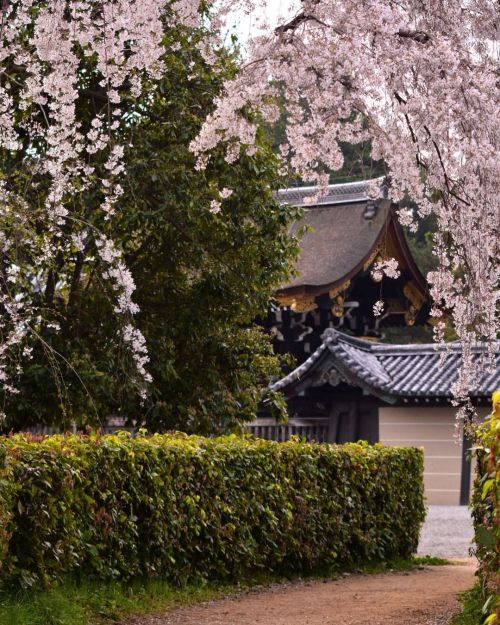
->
[271, 329, 500, 403]
[277, 178, 388, 207]
[277, 178, 426, 300]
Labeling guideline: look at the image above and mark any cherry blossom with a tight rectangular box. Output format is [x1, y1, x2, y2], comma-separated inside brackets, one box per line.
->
[193, 0, 499, 397]
[373, 300, 385, 318]
[372, 259, 401, 283]
[0, 0, 498, 407]
[210, 199, 222, 214]
[0, 0, 192, 397]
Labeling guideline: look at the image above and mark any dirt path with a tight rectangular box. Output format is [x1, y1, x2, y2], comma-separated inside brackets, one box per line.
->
[122, 560, 476, 625]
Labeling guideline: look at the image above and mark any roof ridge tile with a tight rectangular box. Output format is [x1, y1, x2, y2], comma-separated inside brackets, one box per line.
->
[271, 328, 499, 399]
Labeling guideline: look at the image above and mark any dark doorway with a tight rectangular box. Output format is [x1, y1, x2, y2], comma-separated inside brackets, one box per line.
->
[327, 399, 379, 444]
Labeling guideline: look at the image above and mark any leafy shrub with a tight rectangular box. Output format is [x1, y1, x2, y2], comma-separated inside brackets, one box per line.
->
[0, 433, 425, 589]
[472, 391, 500, 624]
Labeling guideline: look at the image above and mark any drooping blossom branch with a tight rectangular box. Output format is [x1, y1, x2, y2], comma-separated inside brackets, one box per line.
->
[0, 0, 498, 410]
[192, 0, 499, 399]
[0, 0, 202, 403]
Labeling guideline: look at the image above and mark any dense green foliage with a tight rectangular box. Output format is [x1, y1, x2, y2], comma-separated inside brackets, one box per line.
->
[0, 433, 425, 590]
[450, 586, 486, 625]
[403, 213, 438, 279]
[1, 25, 299, 433]
[471, 394, 500, 624]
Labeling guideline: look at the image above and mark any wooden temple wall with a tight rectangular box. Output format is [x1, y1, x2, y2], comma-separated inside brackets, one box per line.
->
[247, 419, 329, 443]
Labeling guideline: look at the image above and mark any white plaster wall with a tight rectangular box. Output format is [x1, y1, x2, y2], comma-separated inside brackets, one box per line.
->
[379, 406, 488, 506]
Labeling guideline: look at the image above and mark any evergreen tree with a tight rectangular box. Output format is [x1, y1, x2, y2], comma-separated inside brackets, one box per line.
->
[1, 26, 298, 433]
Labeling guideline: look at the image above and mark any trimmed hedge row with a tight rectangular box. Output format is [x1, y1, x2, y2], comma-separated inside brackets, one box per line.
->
[472, 392, 500, 624]
[0, 433, 425, 588]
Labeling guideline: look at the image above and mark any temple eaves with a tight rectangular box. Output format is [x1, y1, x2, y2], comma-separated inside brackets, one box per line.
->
[271, 328, 500, 403]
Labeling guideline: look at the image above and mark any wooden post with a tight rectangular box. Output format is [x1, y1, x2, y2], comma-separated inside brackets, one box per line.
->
[460, 429, 472, 506]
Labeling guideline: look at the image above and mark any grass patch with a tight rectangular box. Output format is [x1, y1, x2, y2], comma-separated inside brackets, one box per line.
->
[412, 555, 451, 566]
[0, 556, 451, 625]
[0, 579, 234, 625]
[450, 585, 484, 625]
[360, 555, 450, 574]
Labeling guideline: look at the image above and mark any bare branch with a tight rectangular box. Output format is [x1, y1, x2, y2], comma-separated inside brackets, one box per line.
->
[397, 29, 431, 44]
[424, 125, 471, 207]
[275, 12, 328, 35]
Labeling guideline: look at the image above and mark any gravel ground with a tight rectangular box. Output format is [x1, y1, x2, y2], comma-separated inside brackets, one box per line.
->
[418, 506, 475, 559]
[120, 563, 476, 625]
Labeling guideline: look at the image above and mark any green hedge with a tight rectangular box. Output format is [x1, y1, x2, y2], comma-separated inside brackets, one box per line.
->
[472, 392, 500, 624]
[0, 433, 425, 589]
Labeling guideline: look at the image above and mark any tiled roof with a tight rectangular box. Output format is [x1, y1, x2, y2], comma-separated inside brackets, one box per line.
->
[280, 199, 392, 291]
[271, 329, 500, 402]
[277, 178, 388, 207]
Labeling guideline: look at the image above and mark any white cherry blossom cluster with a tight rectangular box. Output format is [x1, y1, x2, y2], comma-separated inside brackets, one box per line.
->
[209, 187, 234, 214]
[122, 324, 152, 402]
[371, 259, 401, 283]
[372, 300, 385, 318]
[194, 0, 499, 397]
[0, 0, 199, 394]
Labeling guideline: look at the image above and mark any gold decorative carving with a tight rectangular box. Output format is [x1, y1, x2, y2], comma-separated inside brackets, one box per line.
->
[292, 297, 318, 312]
[328, 279, 351, 301]
[363, 246, 381, 271]
[327, 280, 351, 317]
[403, 281, 425, 311]
[331, 298, 344, 318]
[405, 305, 417, 326]
[275, 294, 295, 308]
[275, 294, 318, 312]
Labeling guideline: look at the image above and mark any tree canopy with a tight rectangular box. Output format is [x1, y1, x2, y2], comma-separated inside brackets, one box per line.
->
[0, 21, 298, 432]
[193, 0, 499, 397]
[0, 0, 497, 411]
